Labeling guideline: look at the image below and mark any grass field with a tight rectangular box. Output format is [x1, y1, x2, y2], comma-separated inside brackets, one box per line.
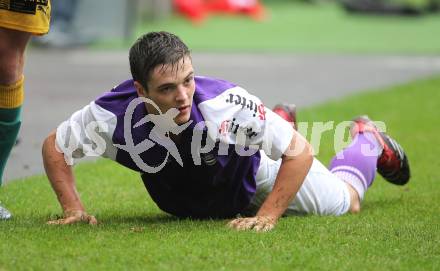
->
[124, 1, 440, 54]
[1, 76, 440, 270]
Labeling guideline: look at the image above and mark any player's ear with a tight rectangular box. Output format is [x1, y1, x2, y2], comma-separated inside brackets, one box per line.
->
[134, 81, 148, 97]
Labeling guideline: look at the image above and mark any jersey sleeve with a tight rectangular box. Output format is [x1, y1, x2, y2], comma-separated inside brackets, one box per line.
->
[197, 86, 294, 160]
[55, 101, 118, 165]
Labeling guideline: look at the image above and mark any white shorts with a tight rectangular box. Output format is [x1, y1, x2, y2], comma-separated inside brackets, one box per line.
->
[247, 152, 351, 216]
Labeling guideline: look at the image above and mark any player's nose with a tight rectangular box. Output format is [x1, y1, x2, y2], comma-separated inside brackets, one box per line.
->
[175, 85, 189, 102]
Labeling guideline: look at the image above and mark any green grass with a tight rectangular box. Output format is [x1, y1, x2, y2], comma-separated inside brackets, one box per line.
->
[1, 76, 440, 270]
[115, 1, 440, 54]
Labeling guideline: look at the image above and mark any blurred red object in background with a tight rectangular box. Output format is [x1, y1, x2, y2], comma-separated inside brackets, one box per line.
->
[174, 0, 266, 24]
[173, 0, 207, 24]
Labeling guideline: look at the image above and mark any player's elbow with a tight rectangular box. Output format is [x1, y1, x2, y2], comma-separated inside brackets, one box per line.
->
[42, 131, 56, 154]
[303, 141, 314, 159]
[283, 134, 314, 161]
[42, 130, 60, 166]
[302, 143, 314, 169]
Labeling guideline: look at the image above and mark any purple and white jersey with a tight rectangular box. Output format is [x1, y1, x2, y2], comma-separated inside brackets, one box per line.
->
[55, 76, 294, 218]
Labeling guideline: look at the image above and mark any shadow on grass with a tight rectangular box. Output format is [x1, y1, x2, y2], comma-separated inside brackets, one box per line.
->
[363, 195, 406, 212]
[102, 213, 181, 225]
[36, 212, 229, 227]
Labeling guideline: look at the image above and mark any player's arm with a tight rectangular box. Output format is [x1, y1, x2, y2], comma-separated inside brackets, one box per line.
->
[228, 131, 313, 232]
[41, 101, 112, 226]
[257, 131, 313, 218]
[201, 86, 311, 231]
[42, 131, 97, 225]
[258, 131, 313, 224]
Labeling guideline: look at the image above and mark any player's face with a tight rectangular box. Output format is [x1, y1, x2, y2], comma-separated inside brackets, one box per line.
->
[138, 56, 195, 125]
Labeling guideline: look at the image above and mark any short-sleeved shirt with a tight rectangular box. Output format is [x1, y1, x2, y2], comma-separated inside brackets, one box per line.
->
[0, 0, 51, 35]
[55, 76, 294, 218]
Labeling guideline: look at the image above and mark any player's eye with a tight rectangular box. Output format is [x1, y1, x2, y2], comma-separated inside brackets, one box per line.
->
[184, 76, 194, 85]
[159, 85, 174, 93]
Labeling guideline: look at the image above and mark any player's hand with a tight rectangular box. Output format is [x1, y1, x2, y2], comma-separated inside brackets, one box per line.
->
[47, 210, 98, 225]
[227, 216, 276, 232]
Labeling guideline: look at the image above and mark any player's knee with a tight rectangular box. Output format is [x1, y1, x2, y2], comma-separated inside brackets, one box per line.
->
[349, 203, 361, 214]
[0, 59, 22, 85]
[0, 29, 29, 84]
[349, 194, 361, 214]
[346, 183, 361, 214]
[0, 44, 23, 84]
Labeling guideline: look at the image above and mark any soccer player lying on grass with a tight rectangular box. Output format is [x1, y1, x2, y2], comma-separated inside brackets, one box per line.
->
[42, 31, 410, 231]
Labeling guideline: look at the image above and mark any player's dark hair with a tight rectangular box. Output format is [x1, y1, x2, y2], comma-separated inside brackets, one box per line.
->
[129, 31, 191, 91]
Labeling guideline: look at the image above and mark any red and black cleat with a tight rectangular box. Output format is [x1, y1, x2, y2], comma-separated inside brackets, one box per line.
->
[351, 116, 410, 185]
[272, 103, 297, 130]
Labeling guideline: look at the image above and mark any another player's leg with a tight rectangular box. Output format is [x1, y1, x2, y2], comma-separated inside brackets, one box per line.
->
[0, 28, 31, 219]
